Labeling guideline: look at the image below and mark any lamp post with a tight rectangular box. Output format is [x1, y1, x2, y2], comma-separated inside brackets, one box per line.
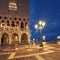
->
[35, 21, 46, 47]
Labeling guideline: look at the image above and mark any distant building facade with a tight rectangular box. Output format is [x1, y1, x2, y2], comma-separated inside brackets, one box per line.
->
[0, 0, 30, 44]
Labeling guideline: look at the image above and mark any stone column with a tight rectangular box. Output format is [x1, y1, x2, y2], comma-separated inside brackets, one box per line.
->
[28, 38, 30, 44]
[19, 35, 21, 44]
[28, 32, 30, 44]
[9, 33, 12, 44]
[9, 37, 11, 44]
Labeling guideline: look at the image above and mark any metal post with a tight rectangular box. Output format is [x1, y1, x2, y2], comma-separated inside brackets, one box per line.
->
[40, 29, 43, 47]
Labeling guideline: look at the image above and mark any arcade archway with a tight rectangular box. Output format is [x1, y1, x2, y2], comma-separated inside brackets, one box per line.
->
[1, 33, 9, 44]
[21, 33, 28, 44]
[12, 33, 19, 44]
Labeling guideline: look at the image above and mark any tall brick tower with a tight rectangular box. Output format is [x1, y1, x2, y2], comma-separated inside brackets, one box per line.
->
[0, 0, 30, 44]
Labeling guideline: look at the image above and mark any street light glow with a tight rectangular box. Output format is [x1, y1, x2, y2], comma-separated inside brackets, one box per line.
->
[35, 24, 38, 29]
[42, 22, 46, 27]
[39, 26, 43, 30]
[39, 21, 42, 25]
[57, 36, 60, 39]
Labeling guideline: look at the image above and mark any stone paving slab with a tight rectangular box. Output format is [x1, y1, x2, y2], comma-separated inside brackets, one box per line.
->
[15, 48, 46, 56]
[48, 44, 60, 48]
[0, 44, 60, 60]
[40, 51, 60, 60]
[10, 56, 38, 60]
[0, 54, 10, 60]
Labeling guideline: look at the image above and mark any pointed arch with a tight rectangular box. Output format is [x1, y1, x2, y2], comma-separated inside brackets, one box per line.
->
[12, 33, 19, 44]
[1, 33, 9, 44]
[21, 33, 28, 44]
[20, 22, 24, 29]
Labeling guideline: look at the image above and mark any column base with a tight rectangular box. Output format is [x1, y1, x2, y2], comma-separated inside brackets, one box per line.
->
[40, 44, 43, 47]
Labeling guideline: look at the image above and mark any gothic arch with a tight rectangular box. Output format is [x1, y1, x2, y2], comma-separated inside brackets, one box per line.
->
[21, 33, 28, 44]
[1, 33, 9, 44]
[20, 22, 24, 29]
[12, 33, 19, 44]
[11, 21, 15, 27]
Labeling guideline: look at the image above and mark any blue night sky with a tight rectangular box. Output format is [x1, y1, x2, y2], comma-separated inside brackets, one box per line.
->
[30, 0, 60, 41]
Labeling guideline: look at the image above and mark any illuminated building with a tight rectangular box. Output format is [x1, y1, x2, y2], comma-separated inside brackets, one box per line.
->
[0, 0, 30, 44]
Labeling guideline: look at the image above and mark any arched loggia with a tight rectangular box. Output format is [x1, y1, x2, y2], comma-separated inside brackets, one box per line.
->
[12, 33, 19, 44]
[1, 33, 9, 44]
[21, 33, 28, 44]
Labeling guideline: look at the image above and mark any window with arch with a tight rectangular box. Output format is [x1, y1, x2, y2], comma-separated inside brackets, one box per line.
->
[23, 18, 25, 21]
[20, 22, 24, 29]
[11, 21, 15, 27]
[12, 21, 14, 23]
[19, 18, 21, 21]
[7, 20, 9, 23]
[1, 20, 5, 27]
[1, 23, 5, 27]
[9, 0, 17, 11]
[1, 20, 5, 23]
[7, 20, 10, 26]
[16, 21, 19, 24]
[4, 16, 7, 20]
[14, 17, 17, 20]
[16, 21, 19, 26]
[25, 22, 27, 26]
[7, 23, 10, 26]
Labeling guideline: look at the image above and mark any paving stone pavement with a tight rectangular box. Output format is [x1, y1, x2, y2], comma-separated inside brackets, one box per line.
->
[0, 44, 60, 60]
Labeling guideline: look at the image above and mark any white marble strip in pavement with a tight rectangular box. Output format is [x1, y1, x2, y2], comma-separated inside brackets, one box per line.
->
[54, 48, 60, 50]
[45, 55, 55, 60]
[39, 50, 54, 55]
[3, 47, 10, 51]
[0, 53, 10, 55]
[14, 50, 54, 59]
[8, 52, 16, 59]
[35, 55, 45, 60]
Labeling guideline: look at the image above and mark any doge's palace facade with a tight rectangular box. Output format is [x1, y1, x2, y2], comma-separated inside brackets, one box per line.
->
[0, 0, 30, 44]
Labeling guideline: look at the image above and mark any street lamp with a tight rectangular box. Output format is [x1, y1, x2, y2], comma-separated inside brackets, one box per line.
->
[35, 21, 46, 47]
